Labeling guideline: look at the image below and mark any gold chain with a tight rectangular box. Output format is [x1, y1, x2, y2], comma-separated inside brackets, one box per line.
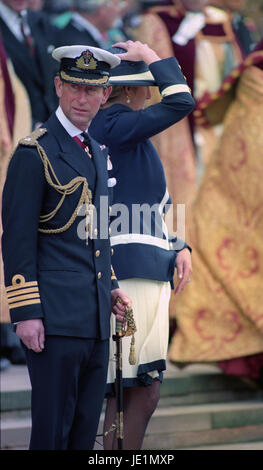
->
[115, 297, 137, 365]
[19, 129, 93, 242]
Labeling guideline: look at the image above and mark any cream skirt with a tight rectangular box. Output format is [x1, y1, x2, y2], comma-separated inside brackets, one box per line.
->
[106, 278, 171, 393]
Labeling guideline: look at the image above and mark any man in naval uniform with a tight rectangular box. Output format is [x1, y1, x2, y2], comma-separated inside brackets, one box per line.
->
[1, 44, 131, 450]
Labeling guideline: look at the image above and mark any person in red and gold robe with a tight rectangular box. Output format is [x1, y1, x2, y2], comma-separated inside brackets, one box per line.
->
[169, 40, 263, 382]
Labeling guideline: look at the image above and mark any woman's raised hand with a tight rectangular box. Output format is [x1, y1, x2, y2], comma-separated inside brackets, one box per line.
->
[112, 40, 160, 65]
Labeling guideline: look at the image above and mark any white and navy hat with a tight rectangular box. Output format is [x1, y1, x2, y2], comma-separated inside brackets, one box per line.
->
[52, 45, 121, 86]
[108, 47, 156, 86]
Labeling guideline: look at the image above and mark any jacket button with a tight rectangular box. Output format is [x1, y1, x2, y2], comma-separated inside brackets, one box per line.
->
[97, 272, 102, 279]
[111, 248, 114, 256]
[95, 250, 100, 257]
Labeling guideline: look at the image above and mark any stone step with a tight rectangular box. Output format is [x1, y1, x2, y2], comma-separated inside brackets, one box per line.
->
[142, 425, 263, 450]
[182, 441, 263, 450]
[141, 400, 263, 450]
[2, 400, 263, 450]
[0, 411, 31, 450]
[1, 364, 263, 411]
[146, 401, 263, 434]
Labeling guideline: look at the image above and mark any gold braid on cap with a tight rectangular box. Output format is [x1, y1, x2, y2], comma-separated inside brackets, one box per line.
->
[19, 128, 93, 245]
[60, 70, 108, 85]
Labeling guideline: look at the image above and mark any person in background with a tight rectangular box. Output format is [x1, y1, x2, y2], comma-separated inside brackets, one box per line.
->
[0, 0, 59, 128]
[27, 0, 44, 11]
[134, 0, 253, 173]
[2, 44, 131, 449]
[210, 0, 255, 53]
[53, 0, 130, 50]
[0, 34, 31, 370]
[90, 39, 194, 449]
[43, 0, 73, 18]
[0, 36, 14, 371]
[169, 39, 263, 386]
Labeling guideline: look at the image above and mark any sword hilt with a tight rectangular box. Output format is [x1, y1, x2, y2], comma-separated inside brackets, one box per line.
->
[116, 318, 124, 336]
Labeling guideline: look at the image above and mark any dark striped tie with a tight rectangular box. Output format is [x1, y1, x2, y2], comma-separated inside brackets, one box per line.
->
[81, 132, 93, 159]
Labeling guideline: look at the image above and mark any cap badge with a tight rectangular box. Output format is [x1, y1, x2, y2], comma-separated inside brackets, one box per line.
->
[76, 51, 97, 70]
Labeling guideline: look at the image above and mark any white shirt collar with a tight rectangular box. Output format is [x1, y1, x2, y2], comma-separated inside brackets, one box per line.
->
[0, 3, 27, 41]
[55, 106, 88, 138]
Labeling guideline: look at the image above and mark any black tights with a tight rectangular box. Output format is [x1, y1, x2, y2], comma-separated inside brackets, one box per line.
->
[103, 378, 160, 450]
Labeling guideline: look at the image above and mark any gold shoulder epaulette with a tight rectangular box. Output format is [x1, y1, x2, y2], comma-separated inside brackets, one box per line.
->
[19, 128, 47, 147]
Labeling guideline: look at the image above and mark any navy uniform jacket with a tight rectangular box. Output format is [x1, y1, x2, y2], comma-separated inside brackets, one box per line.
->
[90, 57, 195, 284]
[0, 10, 59, 126]
[2, 113, 118, 340]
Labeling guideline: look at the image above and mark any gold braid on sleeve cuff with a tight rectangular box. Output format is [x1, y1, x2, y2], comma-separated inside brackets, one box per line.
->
[6, 275, 41, 309]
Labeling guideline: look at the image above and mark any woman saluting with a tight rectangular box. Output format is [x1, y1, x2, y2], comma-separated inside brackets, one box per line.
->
[90, 40, 194, 450]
